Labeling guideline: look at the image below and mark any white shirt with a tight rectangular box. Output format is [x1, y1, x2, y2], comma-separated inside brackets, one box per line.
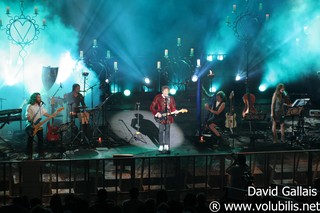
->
[26, 104, 47, 124]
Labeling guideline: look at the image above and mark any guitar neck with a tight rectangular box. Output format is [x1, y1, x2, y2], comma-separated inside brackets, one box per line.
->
[37, 115, 53, 128]
[161, 112, 174, 116]
[161, 110, 182, 116]
[36, 108, 63, 128]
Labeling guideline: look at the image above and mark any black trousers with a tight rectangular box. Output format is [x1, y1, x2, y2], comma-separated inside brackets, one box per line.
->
[27, 129, 44, 157]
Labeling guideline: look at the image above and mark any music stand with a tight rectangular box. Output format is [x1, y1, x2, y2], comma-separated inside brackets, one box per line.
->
[91, 94, 113, 142]
[287, 98, 310, 147]
[129, 103, 147, 144]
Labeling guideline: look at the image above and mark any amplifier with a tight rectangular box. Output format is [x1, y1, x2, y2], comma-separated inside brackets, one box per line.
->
[309, 109, 320, 117]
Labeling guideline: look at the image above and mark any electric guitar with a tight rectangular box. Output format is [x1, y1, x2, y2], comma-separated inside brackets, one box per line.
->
[46, 97, 60, 142]
[225, 91, 237, 131]
[154, 109, 188, 123]
[26, 107, 64, 137]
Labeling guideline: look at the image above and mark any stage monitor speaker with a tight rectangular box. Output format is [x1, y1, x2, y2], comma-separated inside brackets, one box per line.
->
[112, 154, 134, 166]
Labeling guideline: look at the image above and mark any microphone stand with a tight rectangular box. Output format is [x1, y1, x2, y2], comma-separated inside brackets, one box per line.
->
[85, 84, 98, 109]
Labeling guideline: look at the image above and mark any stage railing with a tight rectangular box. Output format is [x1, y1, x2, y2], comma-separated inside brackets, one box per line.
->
[0, 149, 319, 205]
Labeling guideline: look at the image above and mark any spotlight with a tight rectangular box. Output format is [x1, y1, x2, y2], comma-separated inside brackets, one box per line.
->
[206, 54, 213, 62]
[235, 74, 241, 81]
[259, 84, 267, 92]
[144, 77, 150, 84]
[209, 86, 217, 93]
[105, 78, 110, 83]
[170, 88, 177, 95]
[123, 89, 131, 96]
[191, 75, 198, 82]
[217, 54, 224, 61]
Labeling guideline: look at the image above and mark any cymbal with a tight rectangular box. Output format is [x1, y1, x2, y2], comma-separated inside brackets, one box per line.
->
[74, 106, 88, 109]
[86, 108, 99, 113]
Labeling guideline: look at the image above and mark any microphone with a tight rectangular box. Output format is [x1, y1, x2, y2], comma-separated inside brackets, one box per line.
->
[60, 83, 63, 88]
[41, 101, 46, 105]
[283, 90, 288, 96]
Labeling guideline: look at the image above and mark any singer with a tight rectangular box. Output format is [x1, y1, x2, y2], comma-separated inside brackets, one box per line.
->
[271, 83, 292, 143]
[25, 92, 55, 159]
[150, 85, 178, 153]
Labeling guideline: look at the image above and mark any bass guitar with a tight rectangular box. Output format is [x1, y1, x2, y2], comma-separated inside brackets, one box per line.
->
[225, 91, 237, 130]
[154, 109, 188, 123]
[26, 107, 64, 137]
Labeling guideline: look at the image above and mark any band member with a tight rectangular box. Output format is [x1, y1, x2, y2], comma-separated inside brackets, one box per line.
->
[271, 83, 291, 143]
[64, 83, 86, 113]
[204, 91, 226, 145]
[150, 85, 178, 152]
[26, 93, 55, 159]
[64, 83, 90, 142]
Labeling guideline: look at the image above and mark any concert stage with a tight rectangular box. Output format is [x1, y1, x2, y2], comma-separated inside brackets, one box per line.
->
[0, 92, 320, 206]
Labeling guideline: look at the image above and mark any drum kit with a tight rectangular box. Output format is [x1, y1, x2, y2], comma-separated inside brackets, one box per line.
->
[54, 105, 102, 150]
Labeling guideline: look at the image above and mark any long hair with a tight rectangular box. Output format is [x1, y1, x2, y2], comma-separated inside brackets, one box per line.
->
[275, 83, 285, 100]
[28, 92, 40, 105]
[72, 83, 80, 92]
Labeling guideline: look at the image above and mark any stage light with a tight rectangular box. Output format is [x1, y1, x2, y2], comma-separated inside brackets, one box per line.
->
[191, 75, 198, 82]
[105, 78, 110, 83]
[209, 86, 217, 93]
[123, 89, 131, 96]
[196, 59, 201, 68]
[144, 77, 150, 84]
[259, 84, 267, 92]
[207, 54, 213, 61]
[170, 88, 177, 95]
[235, 74, 241, 81]
[217, 54, 224, 61]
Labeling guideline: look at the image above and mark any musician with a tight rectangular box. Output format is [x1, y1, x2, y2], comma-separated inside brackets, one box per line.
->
[271, 83, 291, 143]
[204, 91, 226, 145]
[64, 83, 86, 113]
[26, 93, 55, 159]
[64, 83, 90, 142]
[150, 85, 178, 152]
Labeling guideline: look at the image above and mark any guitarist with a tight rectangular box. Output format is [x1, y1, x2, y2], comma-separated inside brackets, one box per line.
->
[26, 92, 56, 159]
[150, 85, 178, 153]
[204, 91, 227, 146]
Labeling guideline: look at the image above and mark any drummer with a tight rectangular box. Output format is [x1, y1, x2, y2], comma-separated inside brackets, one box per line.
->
[64, 83, 90, 124]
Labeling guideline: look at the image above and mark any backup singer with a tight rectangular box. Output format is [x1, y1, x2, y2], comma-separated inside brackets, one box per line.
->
[271, 83, 291, 143]
[26, 93, 55, 159]
[150, 85, 178, 152]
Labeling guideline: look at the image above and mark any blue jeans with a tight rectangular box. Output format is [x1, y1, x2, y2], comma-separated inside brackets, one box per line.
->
[159, 123, 170, 146]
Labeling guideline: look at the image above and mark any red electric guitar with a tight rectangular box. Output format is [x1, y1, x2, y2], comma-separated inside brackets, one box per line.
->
[46, 98, 61, 141]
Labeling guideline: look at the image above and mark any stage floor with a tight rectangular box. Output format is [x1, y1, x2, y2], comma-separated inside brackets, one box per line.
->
[0, 109, 319, 161]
